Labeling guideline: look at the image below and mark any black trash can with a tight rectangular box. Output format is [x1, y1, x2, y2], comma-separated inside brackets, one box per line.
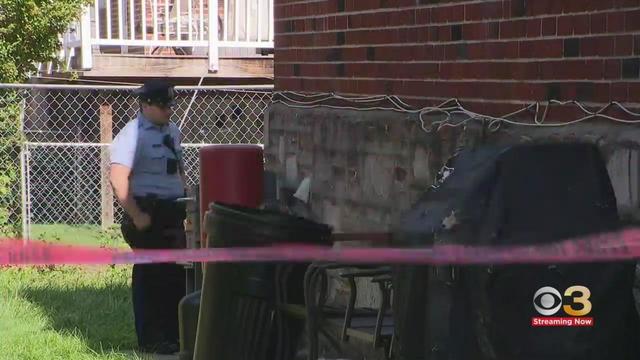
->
[178, 290, 201, 360]
[193, 202, 332, 360]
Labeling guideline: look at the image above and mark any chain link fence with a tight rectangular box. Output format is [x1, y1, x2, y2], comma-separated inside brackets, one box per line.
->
[0, 84, 272, 240]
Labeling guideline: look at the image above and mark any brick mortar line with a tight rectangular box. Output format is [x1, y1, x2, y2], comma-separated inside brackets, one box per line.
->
[275, 0, 326, 7]
[397, 95, 640, 108]
[277, 76, 640, 83]
[277, 11, 634, 33]
[275, 57, 640, 64]
[275, 0, 496, 12]
[275, 3, 639, 24]
[276, 31, 640, 49]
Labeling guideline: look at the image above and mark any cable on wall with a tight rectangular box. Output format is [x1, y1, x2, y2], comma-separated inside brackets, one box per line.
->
[271, 91, 640, 133]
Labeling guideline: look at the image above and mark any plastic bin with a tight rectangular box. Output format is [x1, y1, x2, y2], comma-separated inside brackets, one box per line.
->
[193, 202, 332, 360]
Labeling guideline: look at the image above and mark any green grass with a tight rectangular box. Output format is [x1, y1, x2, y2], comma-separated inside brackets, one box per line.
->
[1, 224, 143, 359]
[30, 224, 128, 249]
[0, 265, 142, 360]
[31, 224, 110, 245]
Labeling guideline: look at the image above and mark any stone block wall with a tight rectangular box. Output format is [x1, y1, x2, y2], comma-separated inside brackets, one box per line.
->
[265, 102, 640, 307]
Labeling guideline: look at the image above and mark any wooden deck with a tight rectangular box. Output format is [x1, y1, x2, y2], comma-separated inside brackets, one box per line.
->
[75, 54, 273, 84]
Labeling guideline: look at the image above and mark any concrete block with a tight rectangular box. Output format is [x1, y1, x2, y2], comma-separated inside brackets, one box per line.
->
[313, 118, 326, 146]
[362, 155, 394, 201]
[394, 190, 416, 212]
[263, 153, 279, 171]
[346, 149, 360, 168]
[345, 179, 363, 203]
[285, 155, 298, 186]
[340, 204, 375, 233]
[393, 166, 410, 194]
[269, 110, 283, 130]
[297, 150, 313, 167]
[299, 132, 314, 153]
[313, 151, 333, 183]
[323, 200, 341, 232]
[607, 147, 640, 214]
[413, 145, 432, 183]
[336, 178, 349, 199]
[311, 180, 332, 199]
[360, 139, 407, 157]
[334, 121, 361, 153]
[347, 167, 360, 187]
[331, 151, 348, 168]
[283, 122, 313, 134]
[278, 135, 285, 164]
[310, 198, 324, 221]
[298, 165, 313, 180]
[285, 132, 300, 154]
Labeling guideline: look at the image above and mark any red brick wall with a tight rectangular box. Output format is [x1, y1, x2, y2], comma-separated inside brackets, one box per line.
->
[274, 0, 640, 120]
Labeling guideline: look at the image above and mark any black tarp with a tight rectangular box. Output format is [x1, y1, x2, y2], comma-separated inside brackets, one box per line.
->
[392, 143, 640, 360]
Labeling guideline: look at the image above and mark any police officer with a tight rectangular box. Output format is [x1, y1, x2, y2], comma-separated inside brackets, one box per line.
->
[110, 79, 186, 354]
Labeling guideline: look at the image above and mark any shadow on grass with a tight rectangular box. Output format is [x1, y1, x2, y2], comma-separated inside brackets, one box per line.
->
[19, 279, 138, 354]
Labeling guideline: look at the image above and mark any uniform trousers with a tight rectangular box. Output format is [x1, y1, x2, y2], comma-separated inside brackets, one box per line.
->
[121, 196, 186, 350]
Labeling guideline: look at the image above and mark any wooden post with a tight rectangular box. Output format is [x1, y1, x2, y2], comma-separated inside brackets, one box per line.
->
[100, 103, 114, 230]
[208, 0, 219, 72]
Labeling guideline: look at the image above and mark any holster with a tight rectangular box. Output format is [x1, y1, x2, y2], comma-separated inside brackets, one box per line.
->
[121, 196, 187, 250]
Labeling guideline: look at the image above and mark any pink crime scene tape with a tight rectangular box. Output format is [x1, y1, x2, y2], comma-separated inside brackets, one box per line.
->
[2, 228, 640, 266]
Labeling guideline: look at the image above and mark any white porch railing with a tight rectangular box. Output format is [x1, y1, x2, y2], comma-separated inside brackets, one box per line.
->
[62, 0, 274, 73]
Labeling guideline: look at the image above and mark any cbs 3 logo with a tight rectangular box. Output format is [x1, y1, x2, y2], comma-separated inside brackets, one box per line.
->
[533, 286, 592, 317]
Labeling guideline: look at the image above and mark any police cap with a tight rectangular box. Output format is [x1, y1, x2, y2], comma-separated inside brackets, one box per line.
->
[134, 79, 176, 106]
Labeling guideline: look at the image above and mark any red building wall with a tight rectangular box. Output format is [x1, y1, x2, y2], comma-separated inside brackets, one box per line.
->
[274, 0, 640, 119]
[266, 2, 640, 318]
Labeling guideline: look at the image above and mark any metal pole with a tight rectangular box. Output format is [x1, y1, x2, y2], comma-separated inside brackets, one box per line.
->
[192, 184, 202, 290]
[24, 144, 32, 242]
[20, 146, 28, 242]
[18, 95, 29, 242]
[177, 184, 201, 292]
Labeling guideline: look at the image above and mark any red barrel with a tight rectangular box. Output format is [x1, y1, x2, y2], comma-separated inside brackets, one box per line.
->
[199, 145, 264, 243]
